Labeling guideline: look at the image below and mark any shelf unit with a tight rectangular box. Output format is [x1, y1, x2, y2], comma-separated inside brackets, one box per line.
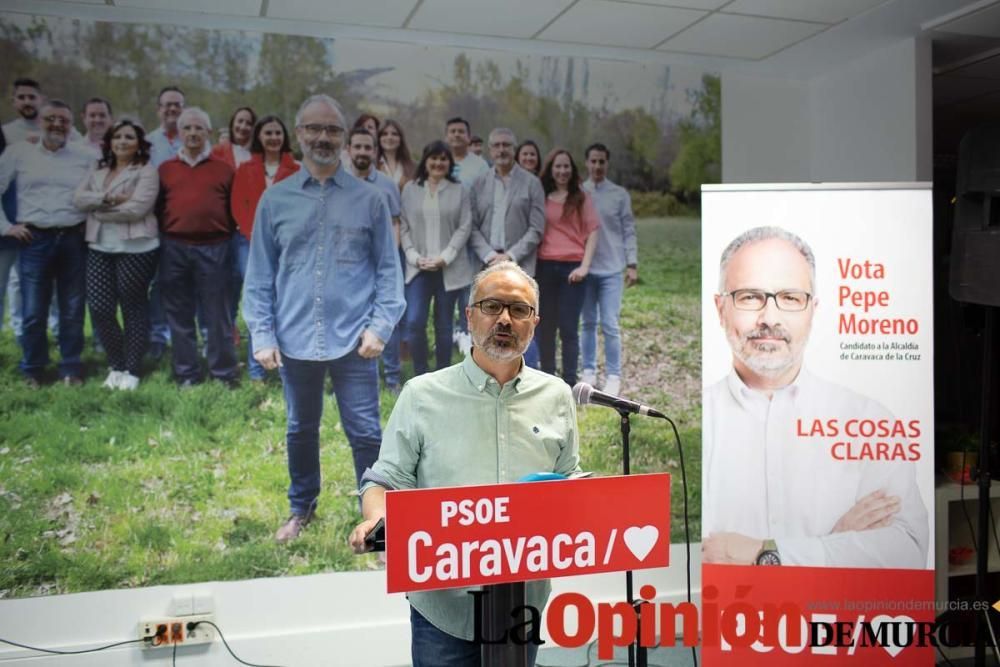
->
[934, 475, 1000, 662]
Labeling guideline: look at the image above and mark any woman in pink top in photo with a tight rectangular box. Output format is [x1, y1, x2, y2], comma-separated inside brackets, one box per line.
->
[535, 148, 600, 385]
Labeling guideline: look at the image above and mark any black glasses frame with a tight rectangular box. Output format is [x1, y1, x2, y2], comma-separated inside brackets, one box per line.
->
[471, 299, 536, 320]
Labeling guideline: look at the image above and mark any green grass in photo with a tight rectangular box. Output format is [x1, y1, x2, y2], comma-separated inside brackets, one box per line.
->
[0, 216, 701, 598]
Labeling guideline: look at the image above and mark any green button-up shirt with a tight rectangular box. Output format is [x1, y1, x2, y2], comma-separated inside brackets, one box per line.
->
[362, 353, 581, 640]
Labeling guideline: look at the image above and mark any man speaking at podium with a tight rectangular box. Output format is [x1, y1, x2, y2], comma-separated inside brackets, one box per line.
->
[350, 261, 580, 667]
[701, 226, 927, 569]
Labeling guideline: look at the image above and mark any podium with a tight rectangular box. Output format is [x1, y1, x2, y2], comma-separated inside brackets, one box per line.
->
[382, 474, 671, 664]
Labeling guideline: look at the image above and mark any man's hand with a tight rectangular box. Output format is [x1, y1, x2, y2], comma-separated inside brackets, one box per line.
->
[254, 346, 282, 370]
[568, 266, 588, 284]
[625, 267, 638, 287]
[3, 224, 32, 243]
[349, 516, 385, 554]
[488, 252, 512, 265]
[358, 329, 385, 358]
[832, 490, 900, 533]
[702, 532, 763, 565]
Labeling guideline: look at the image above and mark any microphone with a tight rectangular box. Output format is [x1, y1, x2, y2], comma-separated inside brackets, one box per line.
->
[572, 382, 666, 418]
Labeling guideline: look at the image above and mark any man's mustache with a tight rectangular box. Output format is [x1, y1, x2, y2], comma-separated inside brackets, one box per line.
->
[744, 324, 790, 343]
[312, 141, 336, 152]
[489, 323, 518, 344]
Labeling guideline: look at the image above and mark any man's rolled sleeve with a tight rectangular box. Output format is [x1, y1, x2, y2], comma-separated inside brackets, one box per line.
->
[361, 385, 421, 497]
[621, 195, 638, 267]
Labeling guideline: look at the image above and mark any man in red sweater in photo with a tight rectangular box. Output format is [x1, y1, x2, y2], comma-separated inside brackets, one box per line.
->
[157, 106, 239, 387]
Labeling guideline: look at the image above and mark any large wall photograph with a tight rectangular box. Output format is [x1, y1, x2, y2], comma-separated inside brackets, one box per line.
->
[0, 11, 717, 598]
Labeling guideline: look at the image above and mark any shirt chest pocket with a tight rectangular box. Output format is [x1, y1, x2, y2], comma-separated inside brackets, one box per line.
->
[507, 190, 529, 216]
[333, 225, 371, 263]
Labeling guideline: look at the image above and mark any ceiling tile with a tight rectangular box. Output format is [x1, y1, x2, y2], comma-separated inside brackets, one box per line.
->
[723, 0, 887, 24]
[116, 0, 262, 16]
[934, 2, 1000, 39]
[658, 12, 825, 59]
[609, 0, 729, 9]
[266, 0, 418, 27]
[539, 0, 705, 48]
[408, 0, 574, 39]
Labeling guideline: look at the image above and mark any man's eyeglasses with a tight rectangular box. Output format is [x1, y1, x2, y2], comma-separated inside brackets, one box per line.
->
[722, 289, 812, 312]
[299, 124, 345, 138]
[43, 115, 71, 126]
[471, 299, 535, 320]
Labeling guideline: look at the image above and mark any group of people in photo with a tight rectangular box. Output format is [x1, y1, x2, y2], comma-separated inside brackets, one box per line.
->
[0, 76, 639, 396]
[0, 75, 648, 664]
[0, 80, 641, 557]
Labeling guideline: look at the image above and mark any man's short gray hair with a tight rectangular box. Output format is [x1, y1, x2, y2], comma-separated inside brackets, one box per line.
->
[294, 94, 346, 127]
[177, 106, 211, 131]
[471, 261, 539, 310]
[488, 127, 517, 146]
[718, 225, 816, 292]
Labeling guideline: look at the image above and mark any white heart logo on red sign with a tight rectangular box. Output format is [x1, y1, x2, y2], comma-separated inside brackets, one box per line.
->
[870, 615, 914, 658]
[623, 525, 658, 561]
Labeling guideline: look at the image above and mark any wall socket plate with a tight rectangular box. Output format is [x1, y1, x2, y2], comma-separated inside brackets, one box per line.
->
[138, 613, 215, 648]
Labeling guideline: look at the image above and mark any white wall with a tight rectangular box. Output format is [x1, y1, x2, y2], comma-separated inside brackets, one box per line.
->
[723, 37, 933, 184]
[0, 546, 700, 666]
[721, 74, 810, 183]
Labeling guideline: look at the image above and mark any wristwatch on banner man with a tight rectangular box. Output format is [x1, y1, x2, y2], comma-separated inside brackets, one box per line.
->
[755, 539, 781, 565]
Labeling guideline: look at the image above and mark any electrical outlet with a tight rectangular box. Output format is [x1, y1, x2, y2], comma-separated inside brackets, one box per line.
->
[138, 614, 215, 648]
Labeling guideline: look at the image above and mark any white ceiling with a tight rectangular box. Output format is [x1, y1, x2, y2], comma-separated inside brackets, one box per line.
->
[2, 0, 998, 78]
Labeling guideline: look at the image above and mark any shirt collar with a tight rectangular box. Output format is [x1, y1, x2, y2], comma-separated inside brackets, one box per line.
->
[584, 178, 611, 191]
[461, 351, 526, 393]
[298, 162, 349, 190]
[38, 140, 69, 156]
[177, 146, 211, 167]
[726, 365, 809, 409]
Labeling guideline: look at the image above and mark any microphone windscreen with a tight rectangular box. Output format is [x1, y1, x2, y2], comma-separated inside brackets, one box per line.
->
[571, 382, 593, 406]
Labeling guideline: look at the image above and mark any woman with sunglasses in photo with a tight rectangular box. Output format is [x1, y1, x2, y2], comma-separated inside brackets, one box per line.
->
[230, 114, 299, 380]
[399, 141, 473, 376]
[73, 119, 159, 390]
[536, 148, 600, 385]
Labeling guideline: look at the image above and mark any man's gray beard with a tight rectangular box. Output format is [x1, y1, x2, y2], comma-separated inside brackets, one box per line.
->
[306, 146, 338, 166]
[729, 331, 798, 376]
[43, 132, 67, 150]
[473, 328, 532, 362]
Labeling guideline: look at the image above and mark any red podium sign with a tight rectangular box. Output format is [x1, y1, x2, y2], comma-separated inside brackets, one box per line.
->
[385, 473, 671, 594]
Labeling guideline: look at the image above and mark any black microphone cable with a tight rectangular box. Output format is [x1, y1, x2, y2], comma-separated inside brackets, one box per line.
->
[651, 411, 697, 667]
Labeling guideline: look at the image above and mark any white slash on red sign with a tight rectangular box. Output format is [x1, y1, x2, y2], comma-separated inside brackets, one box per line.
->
[384, 473, 671, 594]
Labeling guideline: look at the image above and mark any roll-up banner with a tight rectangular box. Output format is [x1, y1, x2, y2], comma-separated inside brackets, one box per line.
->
[700, 183, 934, 665]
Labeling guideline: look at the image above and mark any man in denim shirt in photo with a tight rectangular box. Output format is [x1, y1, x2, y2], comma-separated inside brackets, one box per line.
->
[243, 94, 404, 544]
